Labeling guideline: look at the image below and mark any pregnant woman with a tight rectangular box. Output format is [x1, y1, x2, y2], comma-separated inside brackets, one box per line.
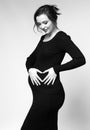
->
[21, 4, 86, 130]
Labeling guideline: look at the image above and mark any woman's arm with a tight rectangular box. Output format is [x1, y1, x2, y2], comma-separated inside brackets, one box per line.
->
[25, 36, 43, 72]
[26, 49, 37, 72]
[53, 32, 86, 74]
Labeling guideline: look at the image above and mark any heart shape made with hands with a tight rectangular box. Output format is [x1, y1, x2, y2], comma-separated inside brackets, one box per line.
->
[37, 71, 48, 81]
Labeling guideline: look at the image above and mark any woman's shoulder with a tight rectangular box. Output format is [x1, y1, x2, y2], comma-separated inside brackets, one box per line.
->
[57, 30, 71, 39]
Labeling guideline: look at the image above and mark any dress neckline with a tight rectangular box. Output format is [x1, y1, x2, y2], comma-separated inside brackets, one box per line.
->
[42, 31, 61, 43]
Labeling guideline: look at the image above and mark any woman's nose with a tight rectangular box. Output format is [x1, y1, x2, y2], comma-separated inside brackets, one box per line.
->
[40, 24, 45, 30]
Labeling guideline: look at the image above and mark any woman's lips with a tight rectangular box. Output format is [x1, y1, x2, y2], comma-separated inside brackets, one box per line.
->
[43, 29, 48, 32]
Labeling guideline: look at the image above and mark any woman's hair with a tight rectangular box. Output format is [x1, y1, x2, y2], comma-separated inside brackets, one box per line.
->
[33, 4, 61, 32]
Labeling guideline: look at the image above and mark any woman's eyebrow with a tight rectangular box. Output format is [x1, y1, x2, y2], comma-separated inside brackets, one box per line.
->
[37, 20, 48, 24]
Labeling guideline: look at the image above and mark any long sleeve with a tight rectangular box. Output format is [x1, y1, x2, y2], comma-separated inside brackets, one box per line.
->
[25, 36, 44, 72]
[53, 33, 86, 74]
[26, 49, 37, 72]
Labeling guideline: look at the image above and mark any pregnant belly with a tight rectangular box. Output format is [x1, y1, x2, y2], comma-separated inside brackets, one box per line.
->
[28, 72, 65, 108]
[28, 71, 64, 94]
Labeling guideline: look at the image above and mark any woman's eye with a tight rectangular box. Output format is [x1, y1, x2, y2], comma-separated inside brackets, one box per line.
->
[43, 21, 48, 24]
[37, 21, 48, 26]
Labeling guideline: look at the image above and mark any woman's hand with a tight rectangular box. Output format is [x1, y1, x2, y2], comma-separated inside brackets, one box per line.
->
[43, 67, 57, 85]
[29, 68, 43, 86]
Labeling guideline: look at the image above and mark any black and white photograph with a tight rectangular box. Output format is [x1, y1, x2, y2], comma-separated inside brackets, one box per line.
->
[0, 0, 89, 130]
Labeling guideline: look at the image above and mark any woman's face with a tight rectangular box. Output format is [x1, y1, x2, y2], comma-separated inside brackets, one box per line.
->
[36, 14, 56, 34]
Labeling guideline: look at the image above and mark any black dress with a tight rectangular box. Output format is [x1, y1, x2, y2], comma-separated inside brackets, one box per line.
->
[21, 31, 85, 130]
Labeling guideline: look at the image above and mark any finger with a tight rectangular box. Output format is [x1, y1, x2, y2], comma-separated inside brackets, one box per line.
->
[31, 78, 34, 85]
[34, 79, 39, 86]
[52, 76, 56, 84]
[43, 69, 48, 73]
[44, 77, 51, 84]
[52, 78, 55, 85]
[37, 74, 44, 84]
[36, 76, 42, 84]
[36, 75, 43, 82]
[33, 77, 39, 86]
[44, 80, 49, 85]
[47, 79, 52, 85]
[36, 77, 42, 85]
[35, 77, 41, 85]
[43, 75, 49, 82]
[37, 69, 43, 73]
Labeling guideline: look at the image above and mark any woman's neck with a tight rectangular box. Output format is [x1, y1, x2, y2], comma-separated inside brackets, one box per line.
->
[43, 27, 60, 41]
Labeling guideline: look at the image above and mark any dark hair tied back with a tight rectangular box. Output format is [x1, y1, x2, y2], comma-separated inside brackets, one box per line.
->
[49, 4, 61, 22]
[50, 5, 61, 15]
[33, 4, 61, 32]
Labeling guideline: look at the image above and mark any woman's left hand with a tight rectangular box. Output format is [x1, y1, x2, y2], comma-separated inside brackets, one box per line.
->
[42, 67, 57, 85]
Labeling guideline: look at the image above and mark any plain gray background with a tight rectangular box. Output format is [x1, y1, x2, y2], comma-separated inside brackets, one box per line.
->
[0, 0, 89, 130]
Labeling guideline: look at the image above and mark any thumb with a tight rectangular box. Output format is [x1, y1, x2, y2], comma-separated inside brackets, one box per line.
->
[43, 69, 49, 73]
[37, 69, 43, 73]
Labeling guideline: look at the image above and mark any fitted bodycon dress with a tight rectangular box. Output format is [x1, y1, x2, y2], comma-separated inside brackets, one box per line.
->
[21, 31, 85, 130]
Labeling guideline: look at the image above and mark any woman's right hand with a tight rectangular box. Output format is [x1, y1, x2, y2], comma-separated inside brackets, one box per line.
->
[28, 68, 43, 86]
